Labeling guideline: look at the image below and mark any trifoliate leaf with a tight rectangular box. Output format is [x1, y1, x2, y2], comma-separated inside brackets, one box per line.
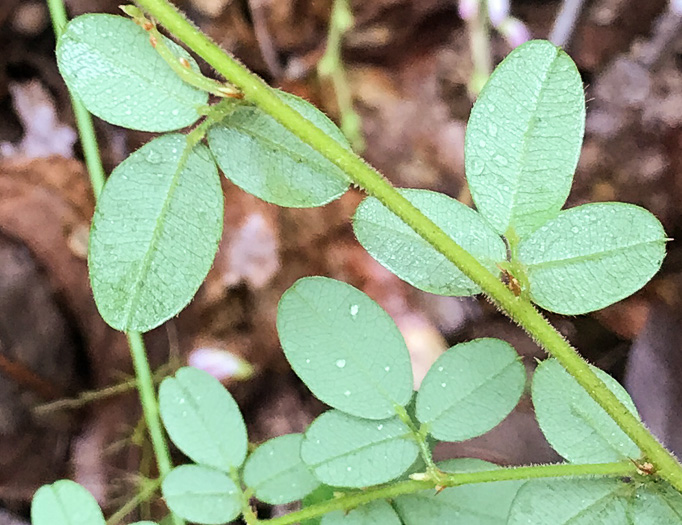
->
[89, 134, 223, 332]
[277, 277, 413, 420]
[416, 339, 525, 442]
[243, 433, 320, 504]
[208, 91, 349, 207]
[159, 367, 247, 472]
[518, 203, 667, 314]
[57, 14, 207, 131]
[465, 40, 585, 238]
[532, 359, 640, 463]
[301, 410, 419, 488]
[353, 189, 507, 296]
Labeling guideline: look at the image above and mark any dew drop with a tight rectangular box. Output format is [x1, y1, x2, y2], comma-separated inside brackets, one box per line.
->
[441, 382, 447, 388]
[377, 424, 384, 430]
[438, 366, 444, 372]
[336, 359, 346, 368]
[347, 466, 352, 471]
[349, 304, 359, 317]
[344, 390, 351, 396]
[487, 122, 498, 137]
[384, 366, 390, 372]
[479, 139, 487, 148]
[571, 226, 579, 234]
[171, 108, 180, 116]
[305, 359, 311, 364]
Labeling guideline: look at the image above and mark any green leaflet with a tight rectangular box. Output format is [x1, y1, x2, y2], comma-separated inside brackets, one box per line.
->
[321, 501, 401, 525]
[277, 277, 413, 420]
[518, 203, 667, 314]
[394, 458, 524, 525]
[508, 478, 682, 524]
[353, 189, 506, 296]
[31, 480, 105, 525]
[89, 134, 223, 332]
[243, 433, 320, 504]
[301, 410, 419, 488]
[465, 40, 585, 238]
[208, 90, 350, 207]
[508, 478, 628, 524]
[162, 465, 241, 525]
[532, 359, 641, 463]
[416, 339, 525, 442]
[57, 14, 207, 131]
[159, 367, 248, 473]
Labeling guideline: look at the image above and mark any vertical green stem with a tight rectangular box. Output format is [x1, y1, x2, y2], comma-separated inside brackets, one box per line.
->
[127, 331, 173, 477]
[131, 0, 682, 493]
[46, 0, 106, 198]
[47, 2, 182, 522]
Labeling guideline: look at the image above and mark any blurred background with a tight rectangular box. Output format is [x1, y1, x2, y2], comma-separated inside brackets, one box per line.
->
[1, 0, 682, 522]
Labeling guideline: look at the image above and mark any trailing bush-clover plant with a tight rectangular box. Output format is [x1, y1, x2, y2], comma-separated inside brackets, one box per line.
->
[34, 0, 682, 523]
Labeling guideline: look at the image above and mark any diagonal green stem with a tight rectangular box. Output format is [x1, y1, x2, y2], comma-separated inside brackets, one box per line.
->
[134, 0, 682, 493]
[258, 461, 638, 525]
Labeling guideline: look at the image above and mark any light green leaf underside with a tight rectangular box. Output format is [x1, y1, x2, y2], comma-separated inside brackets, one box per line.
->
[89, 134, 223, 332]
[31, 480, 105, 525]
[208, 90, 350, 207]
[277, 277, 413, 420]
[416, 338, 525, 442]
[353, 189, 506, 296]
[159, 367, 247, 472]
[532, 359, 640, 463]
[321, 501, 401, 525]
[395, 458, 524, 525]
[508, 478, 682, 525]
[465, 40, 585, 238]
[162, 465, 241, 525]
[243, 433, 320, 504]
[57, 14, 207, 131]
[508, 478, 628, 524]
[518, 202, 667, 315]
[301, 410, 419, 488]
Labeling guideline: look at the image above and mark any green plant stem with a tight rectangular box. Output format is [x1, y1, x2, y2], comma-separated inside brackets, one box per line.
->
[46, 0, 106, 198]
[107, 478, 161, 525]
[257, 461, 637, 525]
[135, 0, 682, 493]
[127, 332, 173, 477]
[48, 3, 183, 522]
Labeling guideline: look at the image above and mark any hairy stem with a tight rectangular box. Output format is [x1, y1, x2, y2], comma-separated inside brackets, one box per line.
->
[135, 0, 682, 493]
[258, 461, 638, 525]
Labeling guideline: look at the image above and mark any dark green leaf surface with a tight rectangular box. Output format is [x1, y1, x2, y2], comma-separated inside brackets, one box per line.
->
[465, 40, 585, 238]
[31, 480, 105, 525]
[301, 410, 419, 488]
[416, 339, 525, 441]
[243, 433, 320, 504]
[394, 458, 523, 525]
[519, 203, 667, 314]
[353, 190, 506, 296]
[208, 91, 349, 207]
[532, 359, 640, 463]
[159, 367, 247, 472]
[277, 277, 413, 419]
[162, 465, 241, 525]
[57, 14, 207, 131]
[89, 134, 223, 332]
